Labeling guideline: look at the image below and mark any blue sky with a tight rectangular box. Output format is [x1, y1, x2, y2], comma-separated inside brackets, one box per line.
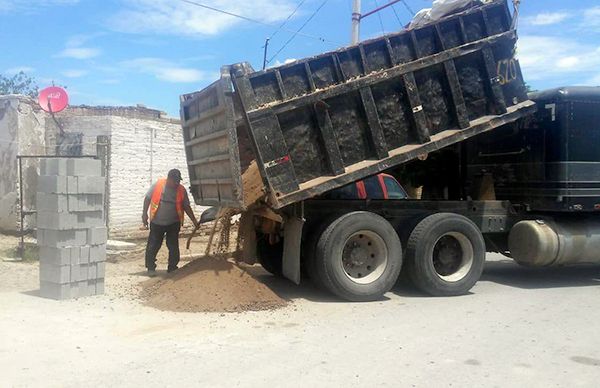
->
[1, 0, 600, 117]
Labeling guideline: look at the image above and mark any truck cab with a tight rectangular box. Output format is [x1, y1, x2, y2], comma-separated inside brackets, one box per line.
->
[322, 174, 408, 200]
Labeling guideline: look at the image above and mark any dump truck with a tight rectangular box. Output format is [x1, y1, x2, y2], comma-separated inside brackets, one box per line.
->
[180, 0, 600, 301]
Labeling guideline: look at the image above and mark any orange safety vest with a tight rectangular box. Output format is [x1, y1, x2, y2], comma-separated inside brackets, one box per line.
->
[149, 178, 185, 225]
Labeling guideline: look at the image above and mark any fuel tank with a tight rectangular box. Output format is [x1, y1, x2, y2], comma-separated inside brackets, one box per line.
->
[508, 219, 600, 266]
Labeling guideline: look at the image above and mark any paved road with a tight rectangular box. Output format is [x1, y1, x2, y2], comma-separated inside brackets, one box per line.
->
[2, 254, 600, 387]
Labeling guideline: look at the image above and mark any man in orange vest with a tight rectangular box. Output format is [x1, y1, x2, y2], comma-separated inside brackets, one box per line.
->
[142, 169, 198, 276]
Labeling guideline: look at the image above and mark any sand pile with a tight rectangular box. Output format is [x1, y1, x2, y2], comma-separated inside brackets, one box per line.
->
[141, 256, 286, 313]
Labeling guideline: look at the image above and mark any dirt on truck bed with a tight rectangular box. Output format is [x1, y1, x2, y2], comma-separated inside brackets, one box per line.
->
[140, 255, 287, 313]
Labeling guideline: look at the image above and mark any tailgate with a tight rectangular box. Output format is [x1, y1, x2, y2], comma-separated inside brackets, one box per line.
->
[180, 67, 244, 208]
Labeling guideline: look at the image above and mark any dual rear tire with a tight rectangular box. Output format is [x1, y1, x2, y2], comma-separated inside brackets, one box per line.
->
[310, 211, 403, 302]
[308, 211, 485, 301]
[404, 213, 485, 296]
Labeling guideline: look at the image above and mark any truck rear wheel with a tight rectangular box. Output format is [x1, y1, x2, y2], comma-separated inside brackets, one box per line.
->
[405, 213, 485, 296]
[315, 211, 403, 301]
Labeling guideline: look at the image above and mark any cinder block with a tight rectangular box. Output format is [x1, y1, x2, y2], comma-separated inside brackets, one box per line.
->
[40, 281, 71, 300]
[37, 212, 76, 230]
[95, 279, 105, 295]
[38, 229, 88, 248]
[69, 246, 81, 265]
[39, 246, 71, 266]
[66, 158, 102, 177]
[67, 281, 86, 298]
[77, 176, 105, 194]
[37, 175, 67, 194]
[36, 193, 68, 212]
[96, 262, 106, 278]
[79, 246, 90, 264]
[67, 194, 104, 212]
[39, 262, 71, 284]
[70, 264, 89, 282]
[40, 158, 68, 176]
[89, 245, 107, 262]
[88, 227, 107, 245]
[88, 280, 98, 296]
[67, 176, 78, 194]
[88, 263, 97, 279]
[76, 211, 105, 228]
[76, 280, 92, 298]
[37, 211, 104, 230]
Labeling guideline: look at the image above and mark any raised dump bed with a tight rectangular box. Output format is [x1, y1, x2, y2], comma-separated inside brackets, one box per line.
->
[180, 0, 535, 210]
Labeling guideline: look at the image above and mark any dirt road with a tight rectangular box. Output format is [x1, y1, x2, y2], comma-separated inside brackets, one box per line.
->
[2, 249, 600, 387]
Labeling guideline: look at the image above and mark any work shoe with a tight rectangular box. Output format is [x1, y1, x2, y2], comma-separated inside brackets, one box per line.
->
[167, 266, 179, 273]
[147, 269, 157, 277]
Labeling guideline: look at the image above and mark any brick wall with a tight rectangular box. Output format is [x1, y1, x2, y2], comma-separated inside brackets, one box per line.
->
[107, 116, 206, 239]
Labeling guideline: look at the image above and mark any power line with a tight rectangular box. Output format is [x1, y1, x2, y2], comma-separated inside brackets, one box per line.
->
[390, 3, 404, 26]
[178, 0, 337, 44]
[373, 0, 386, 34]
[268, 0, 308, 41]
[267, 0, 330, 65]
[400, 0, 415, 16]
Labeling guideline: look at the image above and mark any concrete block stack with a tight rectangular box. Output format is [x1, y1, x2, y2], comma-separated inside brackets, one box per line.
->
[37, 158, 107, 300]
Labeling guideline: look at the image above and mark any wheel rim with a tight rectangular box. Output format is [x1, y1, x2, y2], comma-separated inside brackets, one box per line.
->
[341, 230, 388, 284]
[432, 232, 474, 282]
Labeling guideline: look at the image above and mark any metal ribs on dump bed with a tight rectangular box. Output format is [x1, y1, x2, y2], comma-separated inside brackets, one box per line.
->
[180, 68, 243, 208]
[181, 0, 533, 209]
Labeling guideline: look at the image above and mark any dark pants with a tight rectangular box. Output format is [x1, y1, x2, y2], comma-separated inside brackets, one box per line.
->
[145, 222, 181, 271]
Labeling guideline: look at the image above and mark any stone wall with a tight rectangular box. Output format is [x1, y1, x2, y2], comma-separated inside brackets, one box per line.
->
[0, 97, 19, 232]
[0, 96, 46, 233]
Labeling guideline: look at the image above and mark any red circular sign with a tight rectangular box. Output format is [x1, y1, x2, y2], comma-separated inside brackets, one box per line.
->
[38, 86, 69, 113]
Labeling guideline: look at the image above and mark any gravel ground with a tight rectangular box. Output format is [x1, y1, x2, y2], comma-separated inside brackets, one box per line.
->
[2, 236, 600, 387]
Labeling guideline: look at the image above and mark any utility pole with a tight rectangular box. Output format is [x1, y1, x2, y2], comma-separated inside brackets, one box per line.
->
[351, 0, 361, 45]
[351, 0, 404, 44]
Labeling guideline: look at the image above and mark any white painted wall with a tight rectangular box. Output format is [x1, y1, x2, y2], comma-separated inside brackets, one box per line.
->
[107, 116, 205, 238]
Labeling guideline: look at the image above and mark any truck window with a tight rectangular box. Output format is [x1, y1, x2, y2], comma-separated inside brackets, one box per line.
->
[384, 176, 407, 199]
[326, 182, 359, 199]
[364, 176, 384, 199]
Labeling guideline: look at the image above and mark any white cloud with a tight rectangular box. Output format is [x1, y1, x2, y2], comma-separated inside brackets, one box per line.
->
[121, 58, 212, 83]
[517, 36, 600, 83]
[62, 69, 88, 78]
[56, 33, 102, 59]
[57, 47, 101, 59]
[108, 0, 298, 36]
[525, 12, 571, 26]
[556, 56, 579, 69]
[4, 66, 35, 75]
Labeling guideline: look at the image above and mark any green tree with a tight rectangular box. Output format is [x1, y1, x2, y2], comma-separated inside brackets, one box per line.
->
[0, 71, 39, 98]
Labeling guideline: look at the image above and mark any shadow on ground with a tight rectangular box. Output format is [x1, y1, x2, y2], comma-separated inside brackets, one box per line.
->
[244, 268, 352, 303]
[248, 258, 600, 303]
[481, 259, 600, 289]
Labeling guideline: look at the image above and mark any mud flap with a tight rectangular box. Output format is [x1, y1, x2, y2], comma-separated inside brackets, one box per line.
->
[282, 217, 304, 284]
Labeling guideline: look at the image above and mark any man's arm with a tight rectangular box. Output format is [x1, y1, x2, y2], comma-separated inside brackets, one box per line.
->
[142, 196, 150, 229]
[184, 202, 199, 228]
[142, 183, 156, 229]
[182, 190, 198, 227]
